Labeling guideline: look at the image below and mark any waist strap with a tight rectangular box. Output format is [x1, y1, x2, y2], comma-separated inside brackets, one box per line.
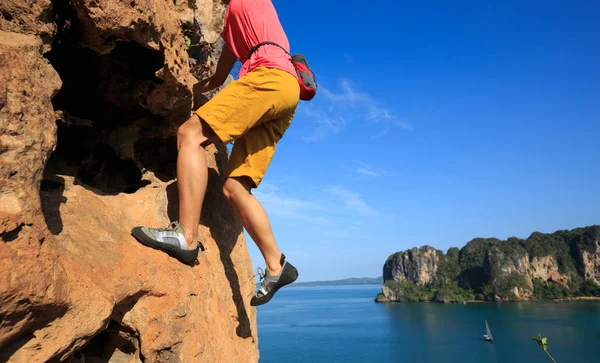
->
[248, 41, 290, 59]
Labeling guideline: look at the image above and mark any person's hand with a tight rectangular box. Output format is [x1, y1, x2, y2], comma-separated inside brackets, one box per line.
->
[193, 79, 210, 96]
[192, 86, 210, 110]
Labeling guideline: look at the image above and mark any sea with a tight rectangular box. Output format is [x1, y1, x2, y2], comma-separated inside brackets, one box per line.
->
[256, 285, 600, 363]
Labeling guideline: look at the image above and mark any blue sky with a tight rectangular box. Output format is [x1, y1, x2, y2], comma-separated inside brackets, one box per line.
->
[243, 0, 600, 281]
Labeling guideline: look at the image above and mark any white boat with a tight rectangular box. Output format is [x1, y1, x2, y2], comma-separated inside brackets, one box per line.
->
[483, 319, 493, 342]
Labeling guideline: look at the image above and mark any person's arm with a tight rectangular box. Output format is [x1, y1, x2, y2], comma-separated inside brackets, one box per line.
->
[193, 45, 238, 94]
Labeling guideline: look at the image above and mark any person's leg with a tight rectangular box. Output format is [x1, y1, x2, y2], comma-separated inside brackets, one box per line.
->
[221, 106, 300, 306]
[221, 175, 298, 307]
[214, 68, 299, 304]
[131, 114, 219, 266]
[222, 176, 282, 274]
[176, 114, 219, 248]
[132, 68, 297, 266]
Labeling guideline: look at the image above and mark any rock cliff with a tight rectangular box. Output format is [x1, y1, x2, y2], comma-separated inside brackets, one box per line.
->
[576, 240, 600, 285]
[1, 1, 258, 362]
[383, 246, 439, 285]
[377, 226, 600, 303]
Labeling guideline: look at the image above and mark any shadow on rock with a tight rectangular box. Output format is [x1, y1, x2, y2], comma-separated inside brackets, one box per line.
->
[71, 292, 148, 362]
[166, 149, 252, 339]
[134, 136, 178, 183]
[40, 175, 67, 235]
[0, 303, 69, 362]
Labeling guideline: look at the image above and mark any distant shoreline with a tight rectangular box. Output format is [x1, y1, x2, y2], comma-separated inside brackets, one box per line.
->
[463, 298, 600, 303]
[376, 296, 600, 304]
[465, 296, 600, 303]
[551, 296, 600, 302]
[289, 277, 383, 288]
[290, 283, 382, 288]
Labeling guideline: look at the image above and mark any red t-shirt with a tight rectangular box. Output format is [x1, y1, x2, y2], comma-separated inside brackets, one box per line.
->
[221, 0, 297, 79]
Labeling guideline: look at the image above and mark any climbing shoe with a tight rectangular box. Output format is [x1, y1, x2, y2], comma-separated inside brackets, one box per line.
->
[131, 221, 200, 266]
[251, 254, 298, 306]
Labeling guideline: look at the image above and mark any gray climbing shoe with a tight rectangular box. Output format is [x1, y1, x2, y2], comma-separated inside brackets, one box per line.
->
[251, 254, 298, 306]
[131, 221, 199, 266]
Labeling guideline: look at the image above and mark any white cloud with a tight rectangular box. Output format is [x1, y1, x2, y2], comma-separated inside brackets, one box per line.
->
[301, 106, 346, 142]
[253, 183, 330, 224]
[326, 186, 381, 218]
[321, 79, 371, 105]
[352, 161, 386, 177]
[304, 79, 412, 141]
[254, 182, 384, 225]
[366, 108, 393, 120]
[366, 108, 412, 130]
[356, 167, 378, 177]
[369, 128, 390, 139]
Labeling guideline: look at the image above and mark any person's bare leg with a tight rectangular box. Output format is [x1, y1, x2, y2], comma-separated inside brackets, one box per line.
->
[223, 177, 283, 275]
[176, 114, 218, 248]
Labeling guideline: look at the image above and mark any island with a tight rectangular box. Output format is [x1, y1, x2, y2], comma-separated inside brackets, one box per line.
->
[376, 225, 600, 303]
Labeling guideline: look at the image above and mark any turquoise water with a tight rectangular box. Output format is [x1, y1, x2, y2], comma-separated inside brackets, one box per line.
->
[256, 285, 600, 362]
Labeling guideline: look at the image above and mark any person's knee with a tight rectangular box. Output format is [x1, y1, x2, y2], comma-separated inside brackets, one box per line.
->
[223, 177, 252, 204]
[177, 116, 202, 147]
[223, 178, 240, 204]
[177, 114, 217, 148]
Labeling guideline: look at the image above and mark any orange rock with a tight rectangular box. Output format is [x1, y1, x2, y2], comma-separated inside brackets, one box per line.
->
[0, 0, 258, 361]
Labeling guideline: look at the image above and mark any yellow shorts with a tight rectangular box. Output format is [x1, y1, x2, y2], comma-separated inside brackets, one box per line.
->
[196, 67, 300, 187]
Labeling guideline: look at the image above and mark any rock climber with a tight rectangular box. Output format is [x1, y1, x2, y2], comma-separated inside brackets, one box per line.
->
[132, 0, 299, 306]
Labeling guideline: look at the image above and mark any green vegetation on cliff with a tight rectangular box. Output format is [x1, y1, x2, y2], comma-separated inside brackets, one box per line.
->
[482, 272, 530, 301]
[383, 280, 435, 302]
[521, 232, 576, 274]
[378, 225, 600, 303]
[532, 279, 570, 300]
[458, 238, 497, 293]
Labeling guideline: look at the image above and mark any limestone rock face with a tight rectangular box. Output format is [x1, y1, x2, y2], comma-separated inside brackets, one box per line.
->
[173, 0, 227, 43]
[62, 0, 198, 122]
[484, 248, 571, 301]
[379, 284, 399, 302]
[378, 226, 599, 303]
[0, 0, 56, 50]
[528, 255, 569, 286]
[483, 245, 533, 301]
[0, 0, 258, 362]
[578, 240, 600, 285]
[383, 246, 439, 285]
